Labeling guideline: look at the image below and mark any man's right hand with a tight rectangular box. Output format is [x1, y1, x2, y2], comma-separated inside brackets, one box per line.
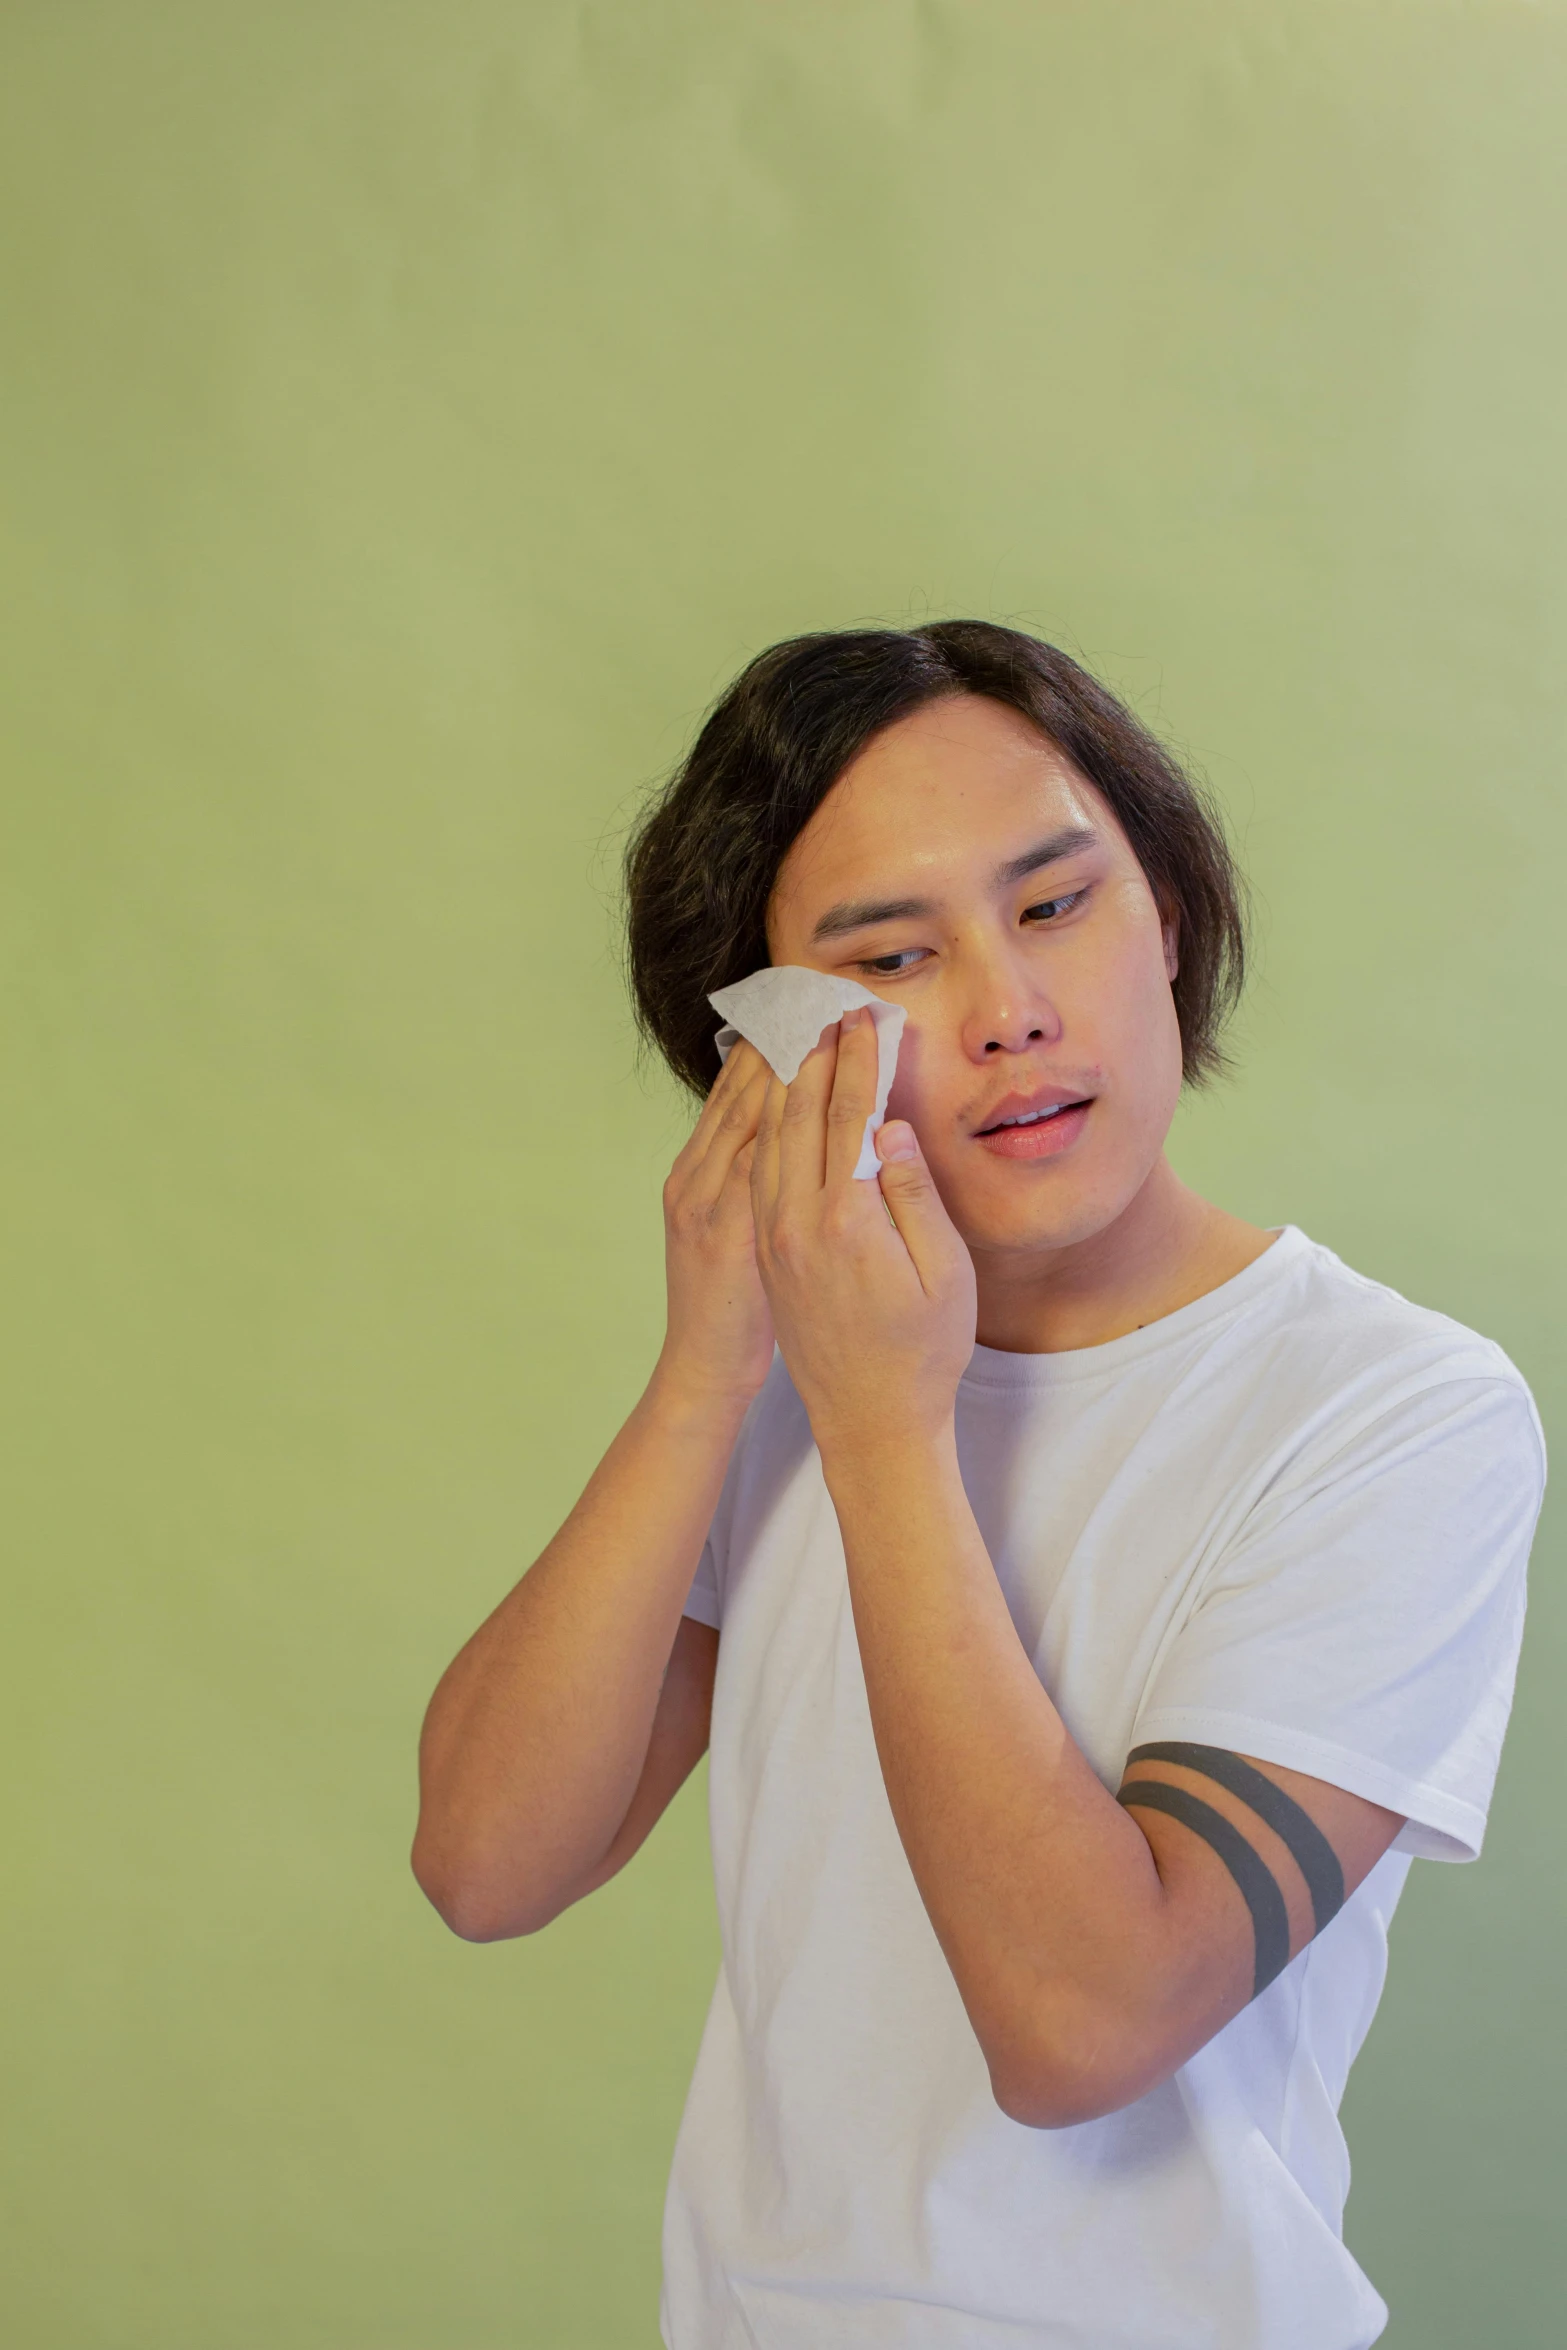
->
[656, 1036, 777, 1409]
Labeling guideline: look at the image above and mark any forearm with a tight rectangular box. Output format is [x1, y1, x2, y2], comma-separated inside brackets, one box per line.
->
[413, 1368, 744, 1936]
[822, 1424, 1232, 2121]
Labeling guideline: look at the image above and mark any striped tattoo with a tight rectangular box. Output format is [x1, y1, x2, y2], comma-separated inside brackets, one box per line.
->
[1117, 1741, 1346, 1999]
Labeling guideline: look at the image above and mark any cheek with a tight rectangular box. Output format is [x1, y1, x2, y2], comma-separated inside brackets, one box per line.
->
[1066, 908, 1182, 1103]
[883, 1015, 930, 1127]
[1111, 940, 1185, 1103]
[881, 1011, 977, 1149]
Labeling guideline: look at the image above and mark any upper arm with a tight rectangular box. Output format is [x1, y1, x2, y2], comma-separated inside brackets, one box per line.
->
[1068, 1372, 1541, 2117]
[572, 1615, 719, 1902]
[1103, 1744, 1404, 2097]
[995, 1747, 1403, 2128]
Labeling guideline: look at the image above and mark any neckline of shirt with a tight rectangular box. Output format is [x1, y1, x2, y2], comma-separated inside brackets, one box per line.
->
[959, 1223, 1309, 1391]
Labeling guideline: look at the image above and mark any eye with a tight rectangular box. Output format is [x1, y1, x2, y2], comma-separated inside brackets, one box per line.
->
[1022, 889, 1086, 925]
[855, 947, 928, 977]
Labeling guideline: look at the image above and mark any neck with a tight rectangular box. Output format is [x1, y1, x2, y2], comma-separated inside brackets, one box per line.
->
[970, 1156, 1275, 1355]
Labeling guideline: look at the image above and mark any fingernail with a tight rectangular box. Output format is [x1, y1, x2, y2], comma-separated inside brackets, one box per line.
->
[879, 1122, 918, 1161]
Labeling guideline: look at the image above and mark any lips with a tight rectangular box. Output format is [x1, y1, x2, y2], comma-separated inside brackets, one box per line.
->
[976, 1102, 1091, 1159]
[973, 1088, 1094, 1162]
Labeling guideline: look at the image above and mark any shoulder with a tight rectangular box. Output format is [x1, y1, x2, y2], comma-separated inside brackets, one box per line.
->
[1250, 1228, 1537, 1426]
[1216, 1230, 1545, 1515]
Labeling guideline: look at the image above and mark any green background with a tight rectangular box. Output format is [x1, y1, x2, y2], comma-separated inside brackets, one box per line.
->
[3, 2, 1562, 2343]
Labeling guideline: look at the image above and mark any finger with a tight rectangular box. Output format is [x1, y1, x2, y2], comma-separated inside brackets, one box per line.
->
[710, 1132, 761, 1232]
[684, 1055, 771, 1206]
[686, 1036, 767, 1150]
[823, 1005, 881, 1187]
[874, 1119, 958, 1293]
[775, 1019, 837, 1200]
[673, 1036, 766, 1184]
[750, 1067, 787, 1227]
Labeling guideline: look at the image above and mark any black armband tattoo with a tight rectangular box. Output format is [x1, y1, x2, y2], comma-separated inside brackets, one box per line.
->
[1126, 1743, 1346, 1936]
[1116, 1780, 1292, 1998]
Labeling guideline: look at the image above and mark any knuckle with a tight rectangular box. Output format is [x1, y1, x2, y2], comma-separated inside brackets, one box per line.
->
[667, 1191, 710, 1240]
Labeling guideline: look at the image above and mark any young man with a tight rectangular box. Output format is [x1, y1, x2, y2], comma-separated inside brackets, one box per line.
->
[413, 624, 1544, 2349]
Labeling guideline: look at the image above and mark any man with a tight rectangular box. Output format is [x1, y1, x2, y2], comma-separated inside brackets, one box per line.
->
[412, 624, 1544, 2348]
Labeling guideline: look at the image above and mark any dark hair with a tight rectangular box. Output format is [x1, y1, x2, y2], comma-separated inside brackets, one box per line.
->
[624, 621, 1246, 1097]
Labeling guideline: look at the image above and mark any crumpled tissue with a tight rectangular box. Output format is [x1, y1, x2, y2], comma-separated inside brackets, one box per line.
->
[709, 966, 907, 1180]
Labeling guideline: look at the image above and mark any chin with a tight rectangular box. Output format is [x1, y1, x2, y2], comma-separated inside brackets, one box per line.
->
[944, 1183, 1102, 1258]
[937, 1152, 1152, 1261]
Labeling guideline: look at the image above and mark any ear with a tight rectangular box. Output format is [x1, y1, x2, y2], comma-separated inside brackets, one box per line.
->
[1161, 906, 1180, 983]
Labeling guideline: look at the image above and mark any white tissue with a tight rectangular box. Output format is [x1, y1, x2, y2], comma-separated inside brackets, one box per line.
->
[709, 966, 907, 1180]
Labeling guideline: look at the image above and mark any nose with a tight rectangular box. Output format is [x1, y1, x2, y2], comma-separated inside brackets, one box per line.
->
[960, 958, 1064, 1061]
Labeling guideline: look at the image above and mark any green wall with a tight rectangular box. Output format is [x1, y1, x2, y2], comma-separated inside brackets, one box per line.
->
[3, 3, 1562, 2342]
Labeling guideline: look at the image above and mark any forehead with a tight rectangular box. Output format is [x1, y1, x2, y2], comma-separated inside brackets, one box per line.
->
[769, 693, 1124, 925]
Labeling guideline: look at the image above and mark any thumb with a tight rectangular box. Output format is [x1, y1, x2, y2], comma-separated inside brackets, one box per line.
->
[874, 1121, 953, 1284]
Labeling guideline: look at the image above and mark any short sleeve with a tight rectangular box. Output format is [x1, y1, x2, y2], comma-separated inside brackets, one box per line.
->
[675, 1350, 796, 1636]
[679, 1373, 771, 1633]
[1132, 1373, 1545, 1862]
[683, 1541, 722, 1631]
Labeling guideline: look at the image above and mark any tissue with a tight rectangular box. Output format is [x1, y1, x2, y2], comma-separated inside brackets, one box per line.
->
[709, 966, 907, 1180]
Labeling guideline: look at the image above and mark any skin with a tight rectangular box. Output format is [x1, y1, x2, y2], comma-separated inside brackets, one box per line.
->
[413, 693, 1403, 2126]
[764, 691, 1266, 1352]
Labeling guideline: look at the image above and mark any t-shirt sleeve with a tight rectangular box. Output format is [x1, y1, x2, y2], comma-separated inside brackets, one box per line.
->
[682, 1540, 723, 1631]
[679, 1374, 770, 1633]
[1131, 1371, 1546, 1862]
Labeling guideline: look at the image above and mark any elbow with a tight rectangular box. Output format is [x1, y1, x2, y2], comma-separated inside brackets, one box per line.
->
[989, 2064, 1134, 2132]
[424, 1887, 533, 1945]
[983, 2007, 1160, 2131]
[409, 1830, 556, 1944]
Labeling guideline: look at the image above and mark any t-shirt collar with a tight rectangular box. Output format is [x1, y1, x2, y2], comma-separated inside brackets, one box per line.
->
[959, 1224, 1307, 1390]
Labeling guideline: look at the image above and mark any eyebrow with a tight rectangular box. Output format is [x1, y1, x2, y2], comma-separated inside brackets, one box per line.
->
[807, 824, 1101, 942]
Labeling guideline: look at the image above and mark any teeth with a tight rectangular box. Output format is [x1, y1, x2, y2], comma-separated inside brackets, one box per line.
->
[1000, 1105, 1065, 1128]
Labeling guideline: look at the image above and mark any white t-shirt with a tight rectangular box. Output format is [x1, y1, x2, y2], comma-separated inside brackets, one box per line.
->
[660, 1227, 1545, 2350]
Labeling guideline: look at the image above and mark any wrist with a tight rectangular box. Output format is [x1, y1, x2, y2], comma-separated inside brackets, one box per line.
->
[644, 1353, 762, 1439]
[814, 1409, 960, 1497]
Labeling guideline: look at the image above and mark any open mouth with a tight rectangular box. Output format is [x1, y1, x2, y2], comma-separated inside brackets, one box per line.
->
[975, 1098, 1094, 1159]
